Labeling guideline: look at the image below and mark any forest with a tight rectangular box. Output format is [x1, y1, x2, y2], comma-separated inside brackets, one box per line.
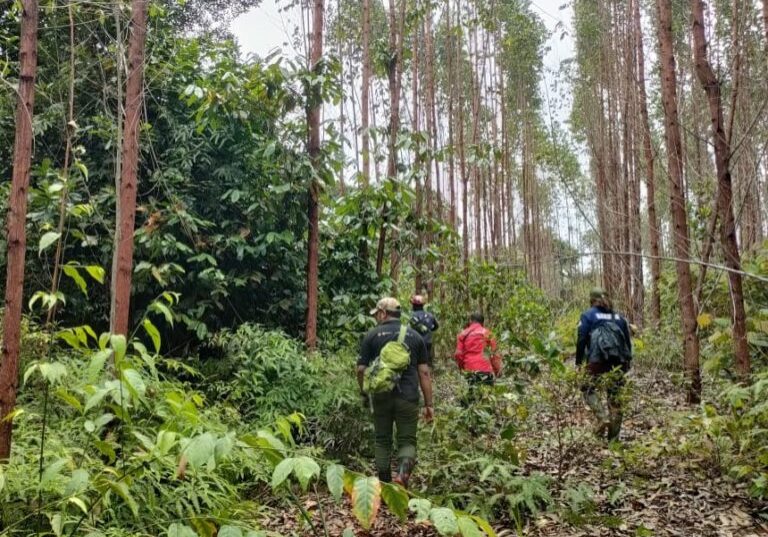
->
[0, 0, 767, 535]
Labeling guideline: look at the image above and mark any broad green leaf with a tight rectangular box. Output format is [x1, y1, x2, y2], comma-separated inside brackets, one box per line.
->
[109, 480, 139, 517]
[326, 463, 345, 502]
[457, 516, 483, 537]
[40, 458, 69, 488]
[39, 231, 61, 255]
[63, 264, 88, 295]
[242, 431, 286, 467]
[110, 335, 127, 361]
[38, 362, 68, 385]
[87, 350, 112, 382]
[342, 530, 355, 537]
[150, 301, 174, 325]
[50, 514, 63, 537]
[143, 318, 162, 353]
[0, 467, 5, 493]
[271, 457, 295, 489]
[408, 498, 432, 522]
[430, 508, 459, 536]
[156, 430, 178, 455]
[68, 496, 89, 514]
[214, 432, 235, 461]
[167, 523, 197, 537]
[471, 516, 497, 537]
[351, 476, 381, 530]
[122, 369, 147, 400]
[64, 468, 90, 496]
[218, 526, 243, 537]
[381, 483, 409, 521]
[293, 456, 320, 491]
[185, 433, 216, 468]
[84, 265, 105, 283]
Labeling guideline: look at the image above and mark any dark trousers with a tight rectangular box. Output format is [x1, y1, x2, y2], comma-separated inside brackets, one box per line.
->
[581, 361, 627, 439]
[371, 395, 419, 481]
[460, 371, 495, 407]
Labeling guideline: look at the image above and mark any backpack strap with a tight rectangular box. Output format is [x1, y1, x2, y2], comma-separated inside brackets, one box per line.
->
[397, 324, 408, 345]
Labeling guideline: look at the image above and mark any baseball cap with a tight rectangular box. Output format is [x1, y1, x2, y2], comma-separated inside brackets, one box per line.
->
[370, 297, 401, 315]
[410, 294, 425, 306]
[590, 287, 608, 300]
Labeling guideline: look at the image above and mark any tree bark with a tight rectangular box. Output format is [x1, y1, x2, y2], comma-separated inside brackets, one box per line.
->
[110, 0, 148, 337]
[305, 0, 325, 350]
[376, 0, 404, 278]
[656, 0, 701, 403]
[0, 0, 38, 461]
[691, 0, 750, 378]
[361, 0, 372, 187]
[634, 0, 661, 326]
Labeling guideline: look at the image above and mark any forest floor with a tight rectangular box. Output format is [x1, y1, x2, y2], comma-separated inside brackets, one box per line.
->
[261, 367, 768, 537]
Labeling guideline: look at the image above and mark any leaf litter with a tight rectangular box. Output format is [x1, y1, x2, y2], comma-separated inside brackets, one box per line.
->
[260, 367, 766, 536]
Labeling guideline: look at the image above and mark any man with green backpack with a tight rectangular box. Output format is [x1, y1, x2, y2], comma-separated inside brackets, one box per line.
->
[357, 297, 434, 488]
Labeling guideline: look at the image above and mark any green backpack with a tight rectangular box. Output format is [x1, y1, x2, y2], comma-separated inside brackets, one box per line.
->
[363, 325, 411, 394]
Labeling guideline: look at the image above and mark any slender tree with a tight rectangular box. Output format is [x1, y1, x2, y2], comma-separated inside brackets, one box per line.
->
[656, 0, 701, 403]
[110, 0, 149, 336]
[691, 0, 750, 378]
[634, 0, 662, 325]
[305, 0, 325, 350]
[0, 0, 39, 461]
[361, 0, 372, 187]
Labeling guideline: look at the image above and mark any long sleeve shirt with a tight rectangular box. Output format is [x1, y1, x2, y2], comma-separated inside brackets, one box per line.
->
[454, 322, 499, 374]
[575, 306, 632, 366]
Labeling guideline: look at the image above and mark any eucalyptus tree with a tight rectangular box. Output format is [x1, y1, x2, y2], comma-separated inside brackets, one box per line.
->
[111, 0, 149, 336]
[656, 0, 701, 403]
[0, 0, 38, 461]
[305, 0, 325, 350]
[691, 0, 750, 377]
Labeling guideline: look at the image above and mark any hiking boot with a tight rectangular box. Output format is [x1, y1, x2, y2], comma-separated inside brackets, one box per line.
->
[393, 458, 416, 489]
[594, 421, 609, 440]
[607, 414, 622, 441]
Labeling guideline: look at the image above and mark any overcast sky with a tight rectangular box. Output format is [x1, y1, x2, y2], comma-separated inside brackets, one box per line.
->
[230, 0, 575, 74]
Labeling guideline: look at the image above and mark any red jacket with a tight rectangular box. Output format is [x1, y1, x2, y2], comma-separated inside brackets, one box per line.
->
[454, 322, 500, 375]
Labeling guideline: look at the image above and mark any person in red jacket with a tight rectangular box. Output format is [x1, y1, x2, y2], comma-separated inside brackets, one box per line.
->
[454, 313, 502, 394]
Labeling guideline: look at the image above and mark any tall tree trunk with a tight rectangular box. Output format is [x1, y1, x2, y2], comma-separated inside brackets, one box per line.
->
[634, 0, 661, 325]
[0, 0, 38, 461]
[656, 0, 701, 403]
[376, 0, 404, 278]
[762, 0, 768, 45]
[691, 0, 750, 378]
[305, 0, 325, 350]
[110, 0, 148, 337]
[361, 0, 372, 187]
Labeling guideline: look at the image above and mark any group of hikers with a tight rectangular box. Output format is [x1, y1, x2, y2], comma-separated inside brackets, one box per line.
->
[356, 288, 633, 488]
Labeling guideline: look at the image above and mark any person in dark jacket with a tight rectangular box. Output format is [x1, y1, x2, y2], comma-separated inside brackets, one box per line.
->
[357, 297, 434, 488]
[576, 288, 632, 440]
[409, 295, 439, 367]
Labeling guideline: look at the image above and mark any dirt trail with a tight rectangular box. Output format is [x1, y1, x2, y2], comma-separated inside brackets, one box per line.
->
[518, 368, 766, 537]
[262, 367, 767, 537]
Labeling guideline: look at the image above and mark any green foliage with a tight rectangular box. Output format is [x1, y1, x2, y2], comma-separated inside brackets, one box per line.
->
[681, 371, 768, 499]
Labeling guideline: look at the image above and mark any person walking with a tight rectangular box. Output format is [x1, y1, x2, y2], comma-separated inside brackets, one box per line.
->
[575, 288, 633, 440]
[454, 313, 502, 404]
[409, 294, 439, 367]
[357, 297, 434, 487]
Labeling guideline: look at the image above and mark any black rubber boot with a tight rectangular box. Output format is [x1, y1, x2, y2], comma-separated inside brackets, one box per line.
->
[377, 470, 392, 483]
[393, 458, 416, 489]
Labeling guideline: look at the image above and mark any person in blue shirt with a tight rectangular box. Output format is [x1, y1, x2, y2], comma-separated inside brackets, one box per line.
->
[576, 287, 632, 440]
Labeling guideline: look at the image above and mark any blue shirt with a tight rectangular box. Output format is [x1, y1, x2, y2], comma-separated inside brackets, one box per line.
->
[575, 306, 631, 366]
